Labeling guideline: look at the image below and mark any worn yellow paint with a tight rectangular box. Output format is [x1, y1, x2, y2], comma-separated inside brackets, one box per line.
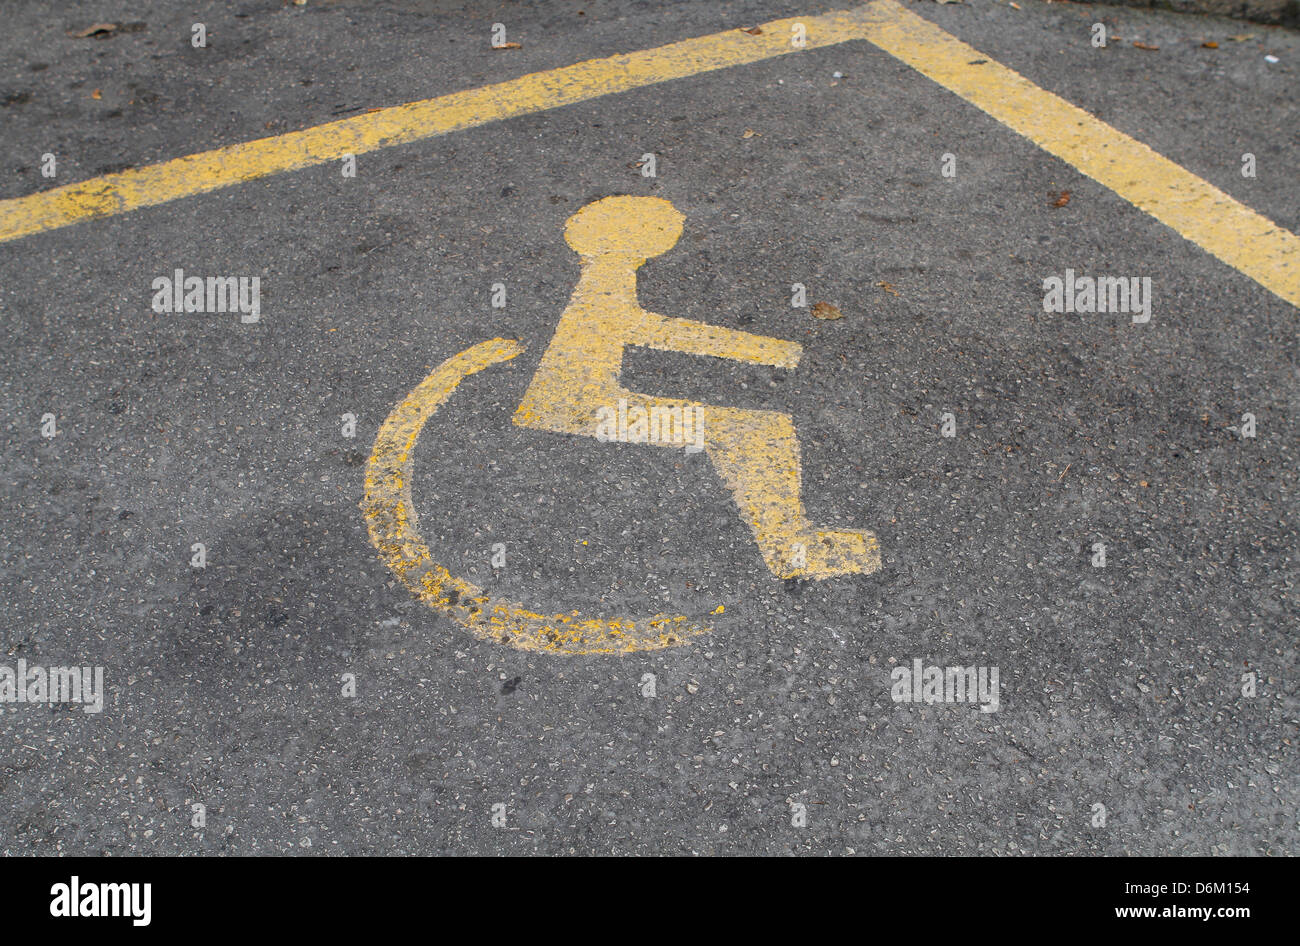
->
[0, 8, 857, 245]
[364, 196, 881, 653]
[514, 195, 881, 580]
[4, 2, 1294, 309]
[850, 1, 1300, 309]
[362, 337, 714, 654]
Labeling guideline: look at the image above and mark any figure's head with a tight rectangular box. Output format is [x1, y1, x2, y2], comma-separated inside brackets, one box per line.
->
[564, 196, 685, 260]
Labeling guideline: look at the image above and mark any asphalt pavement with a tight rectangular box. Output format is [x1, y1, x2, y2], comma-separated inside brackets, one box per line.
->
[0, 0, 1296, 855]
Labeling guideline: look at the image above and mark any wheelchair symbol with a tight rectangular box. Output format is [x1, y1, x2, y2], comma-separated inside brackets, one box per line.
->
[362, 196, 880, 655]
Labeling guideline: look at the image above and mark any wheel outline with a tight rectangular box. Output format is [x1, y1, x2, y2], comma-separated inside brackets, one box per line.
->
[361, 338, 716, 655]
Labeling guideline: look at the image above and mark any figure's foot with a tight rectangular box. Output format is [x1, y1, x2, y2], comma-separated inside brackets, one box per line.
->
[771, 530, 880, 579]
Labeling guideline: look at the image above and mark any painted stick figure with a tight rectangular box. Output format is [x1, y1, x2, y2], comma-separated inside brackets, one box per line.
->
[513, 196, 879, 579]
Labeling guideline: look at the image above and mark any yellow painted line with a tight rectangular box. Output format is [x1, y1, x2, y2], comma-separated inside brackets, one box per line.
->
[4, 2, 1294, 309]
[361, 337, 714, 654]
[513, 195, 880, 580]
[0, 8, 858, 245]
[849, 1, 1300, 309]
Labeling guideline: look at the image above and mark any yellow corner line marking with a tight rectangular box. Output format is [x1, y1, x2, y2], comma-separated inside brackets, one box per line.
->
[361, 337, 714, 654]
[852, 1, 1299, 309]
[2, 1, 1294, 302]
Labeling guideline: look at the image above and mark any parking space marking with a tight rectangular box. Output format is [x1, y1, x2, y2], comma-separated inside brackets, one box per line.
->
[0, 7, 861, 245]
[3, 2, 1295, 310]
[367, 196, 882, 654]
[856, 1, 1300, 309]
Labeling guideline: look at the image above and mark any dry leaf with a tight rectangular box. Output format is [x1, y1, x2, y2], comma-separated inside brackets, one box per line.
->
[91, 88, 102, 100]
[1133, 41, 1159, 51]
[742, 129, 758, 139]
[935, 0, 964, 5]
[1228, 34, 1256, 42]
[810, 302, 844, 320]
[1009, 2, 1021, 8]
[875, 281, 899, 297]
[1051, 190, 1071, 208]
[492, 41, 522, 50]
[1202, 41, 1219, 49]
[69, 23, 118, 38]
[741, 26, 763, 35]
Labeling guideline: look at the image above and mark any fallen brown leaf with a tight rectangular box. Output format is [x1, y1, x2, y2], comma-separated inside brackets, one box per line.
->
[741, 27, 763, 35]
[810, 302, 844, 320]
[1228, 33, 1256, 42]
[742, 128, 758, 139]
[1133, 41, 1159, 51]
[1051, 190, 1071, 208]
[875, 281, 899, 297]
[492, 41, 522, 50]
[69, 23, 118, 39]
[1202, 41, 1219, 49]
[91, 88, 102, 100]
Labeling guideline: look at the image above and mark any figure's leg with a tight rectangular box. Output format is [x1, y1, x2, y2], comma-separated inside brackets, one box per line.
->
[702, 407, 880, 579]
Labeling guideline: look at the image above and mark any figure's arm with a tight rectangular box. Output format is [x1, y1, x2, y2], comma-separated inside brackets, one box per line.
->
[636, 312, 801, 368]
